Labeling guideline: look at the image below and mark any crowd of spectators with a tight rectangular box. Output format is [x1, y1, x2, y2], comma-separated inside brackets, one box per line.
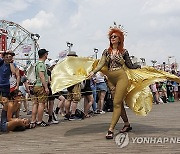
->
[0, 49, 179, 133]
[0, 50, 111, 133]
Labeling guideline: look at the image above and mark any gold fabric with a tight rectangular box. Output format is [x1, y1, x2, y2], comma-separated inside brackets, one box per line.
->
[51, 57, 180, 116]
[125, 66, 180, 115]
[67, 84, 81, 103]
[51, 57, 97, 93]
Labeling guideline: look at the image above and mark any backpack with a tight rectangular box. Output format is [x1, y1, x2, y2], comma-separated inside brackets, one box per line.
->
[26, 63, 37, 84]
[103, 90, 113, 112]
[26, 61, 43, 84]
[75, 109, 85, 119]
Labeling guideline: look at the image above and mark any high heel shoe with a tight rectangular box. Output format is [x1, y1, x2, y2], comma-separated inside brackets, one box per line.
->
[106, 130, 114, 139]
[119, 124, 132, 133]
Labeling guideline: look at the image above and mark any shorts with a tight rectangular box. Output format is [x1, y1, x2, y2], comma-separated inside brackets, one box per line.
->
[0, 90, 10, 99]
[96, 82, 108, 92]
[173, 85, 178, 92]
[0, 110, 8, 132]
[48, 86, 56, 101]
[81, 80, 93, 96]
[33, 86, 48, 104]
[0, 122, 8, 132]
[67, 84, 81, 103]
[19, 86, 26, 96]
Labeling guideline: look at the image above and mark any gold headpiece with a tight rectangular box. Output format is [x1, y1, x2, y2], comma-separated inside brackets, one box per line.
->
[109, 22, 127, 36]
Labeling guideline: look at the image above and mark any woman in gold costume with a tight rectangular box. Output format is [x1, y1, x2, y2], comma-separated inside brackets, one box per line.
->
[88, 23, 142, 139]
[51, 23, 180, 140]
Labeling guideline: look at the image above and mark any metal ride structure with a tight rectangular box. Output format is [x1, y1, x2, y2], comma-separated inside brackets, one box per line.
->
[0, 20, 40, 68]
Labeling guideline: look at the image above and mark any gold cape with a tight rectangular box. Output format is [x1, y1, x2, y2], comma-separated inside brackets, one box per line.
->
[51, 57, 180, 116]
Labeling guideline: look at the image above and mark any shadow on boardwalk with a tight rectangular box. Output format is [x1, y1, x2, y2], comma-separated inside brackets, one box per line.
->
[65, 122, 180, 137]
[0, 101, 180, 154]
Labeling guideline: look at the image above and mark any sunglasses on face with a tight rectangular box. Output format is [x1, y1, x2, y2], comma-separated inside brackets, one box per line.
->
[110, 35, 118, 39]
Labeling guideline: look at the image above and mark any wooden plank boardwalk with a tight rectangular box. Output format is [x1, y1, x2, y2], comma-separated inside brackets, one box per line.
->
[0, 101, 180, 154]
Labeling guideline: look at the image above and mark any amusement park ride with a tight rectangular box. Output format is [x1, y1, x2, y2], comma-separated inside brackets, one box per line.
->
[0, 20, 40, 68]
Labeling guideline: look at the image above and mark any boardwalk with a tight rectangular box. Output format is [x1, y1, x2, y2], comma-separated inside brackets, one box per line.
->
[0, 101, 180, 154]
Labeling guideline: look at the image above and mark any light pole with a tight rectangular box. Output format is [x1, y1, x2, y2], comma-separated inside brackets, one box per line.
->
[31, 33, 40, 63]
[140, 58, 146, 66]
[168, 56, 174, 68]
[151, 60, 157, 67]
[67, 42, 73, 52]
[130, 56, 137, 64]
[163, 62, 166, 71]
[94, 48, 98, 59]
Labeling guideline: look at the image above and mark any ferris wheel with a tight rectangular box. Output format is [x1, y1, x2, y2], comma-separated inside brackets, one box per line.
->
[0, 20, 40, 67]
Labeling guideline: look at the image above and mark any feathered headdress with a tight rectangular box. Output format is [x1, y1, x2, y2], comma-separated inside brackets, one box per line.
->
[109, 22, 127, 36]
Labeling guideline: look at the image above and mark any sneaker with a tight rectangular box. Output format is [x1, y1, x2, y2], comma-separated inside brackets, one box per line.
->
[48, 119, 59, 124]
[37, 121, 49, 127]
[124, 105, 129, 109]
[100, 110, 105, 114]
[94, 110, 100, 114]
[44, 111, 49, 116]
[55, 107, 59, 115]
[69, 115, 82, 121]
[64, 114, 70, 120]
[88, 110, 94, 115]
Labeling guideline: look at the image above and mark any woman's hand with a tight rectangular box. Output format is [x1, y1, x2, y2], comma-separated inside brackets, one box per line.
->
[87, 71, 94, 79]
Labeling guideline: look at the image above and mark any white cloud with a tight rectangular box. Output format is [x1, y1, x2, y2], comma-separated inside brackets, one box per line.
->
[142, 0, 180, 14]
[21, 10, 56, 31]
[0, 0, 33, 18]
[1, 0, 180, 67]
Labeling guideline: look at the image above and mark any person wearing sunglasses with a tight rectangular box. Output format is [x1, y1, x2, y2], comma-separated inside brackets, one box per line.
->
[88, 23, 141, 139]
[0, 89, 30, 132]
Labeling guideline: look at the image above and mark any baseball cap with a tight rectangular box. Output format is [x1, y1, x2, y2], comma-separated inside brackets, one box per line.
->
[38, 49, 49, 57]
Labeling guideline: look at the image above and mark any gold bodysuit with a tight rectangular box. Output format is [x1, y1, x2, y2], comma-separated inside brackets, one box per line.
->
[93, 49, 141, 129]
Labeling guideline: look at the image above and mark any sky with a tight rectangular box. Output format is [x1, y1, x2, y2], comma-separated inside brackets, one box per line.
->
[1, 0, 180, 67]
